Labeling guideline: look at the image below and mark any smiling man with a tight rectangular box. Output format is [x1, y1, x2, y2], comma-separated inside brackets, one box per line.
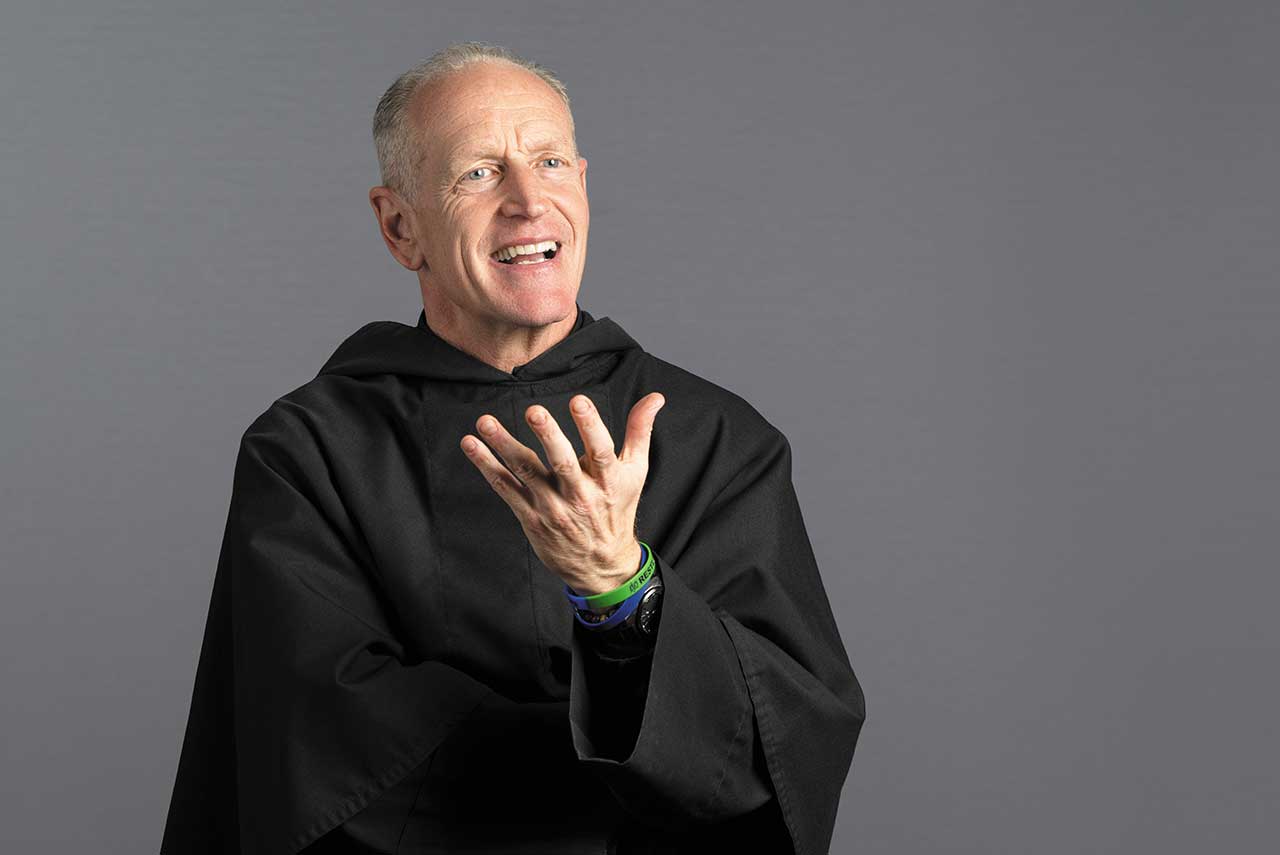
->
[373, 55, 591, 375]
[161, 43, 865, 855]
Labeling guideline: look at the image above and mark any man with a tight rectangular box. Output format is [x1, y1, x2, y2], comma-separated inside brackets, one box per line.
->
[161, 42, 865, 855]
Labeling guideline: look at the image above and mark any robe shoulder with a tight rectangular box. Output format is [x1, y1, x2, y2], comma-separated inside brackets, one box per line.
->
[632, 353, 796, 492]
[234, 372, 409, 483]
[640, 352, 786, 436]
[247, 373, 382, 434]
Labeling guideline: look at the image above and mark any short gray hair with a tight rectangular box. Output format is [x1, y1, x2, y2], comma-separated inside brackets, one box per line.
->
[372, 42, 575, 206]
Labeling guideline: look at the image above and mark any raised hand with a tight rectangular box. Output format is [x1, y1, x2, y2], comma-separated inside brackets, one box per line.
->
[460, 391, 666, 595]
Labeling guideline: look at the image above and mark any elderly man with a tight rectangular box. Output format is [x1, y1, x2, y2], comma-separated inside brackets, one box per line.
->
[161, 43, 865, 855]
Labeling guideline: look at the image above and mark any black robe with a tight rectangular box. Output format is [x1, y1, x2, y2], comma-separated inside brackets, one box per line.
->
[160, 305, 866, 854]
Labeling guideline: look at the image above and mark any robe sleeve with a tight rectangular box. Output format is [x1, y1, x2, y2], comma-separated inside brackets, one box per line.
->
[568, 561, 663, 759]
[567, 428, 866, 855]
[160, 413, 494, 855]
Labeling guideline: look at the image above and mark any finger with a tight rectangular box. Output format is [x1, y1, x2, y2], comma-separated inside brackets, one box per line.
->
[475, 414, 548, 489]
[524, 404, 586, 491]
[567, 394, 618, 479]
[460, 434, 535, 514]
[619, 392, 665, 465]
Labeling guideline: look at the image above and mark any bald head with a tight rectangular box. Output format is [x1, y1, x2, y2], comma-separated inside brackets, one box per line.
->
[373, 43, 576, 207]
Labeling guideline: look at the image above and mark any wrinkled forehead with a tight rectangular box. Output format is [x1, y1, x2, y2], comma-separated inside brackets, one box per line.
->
[436, 111, 576, 178]
[414, 67, 576, 177]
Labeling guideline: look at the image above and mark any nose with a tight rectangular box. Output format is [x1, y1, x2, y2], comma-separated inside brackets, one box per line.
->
[497, 163, 549, 219]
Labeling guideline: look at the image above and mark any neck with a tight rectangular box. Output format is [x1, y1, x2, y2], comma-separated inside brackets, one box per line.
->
[420, 296, 579, 374]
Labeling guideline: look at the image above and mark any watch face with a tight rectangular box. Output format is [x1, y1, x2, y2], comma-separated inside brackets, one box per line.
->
[637, 586, 664, 635]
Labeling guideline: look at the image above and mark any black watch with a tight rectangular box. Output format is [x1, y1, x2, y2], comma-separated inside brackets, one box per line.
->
[582, 575, 664, 662]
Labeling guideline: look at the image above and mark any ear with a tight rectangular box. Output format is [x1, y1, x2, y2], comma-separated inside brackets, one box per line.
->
[369, 186, 427, 272]
[578, 156, 588, 192]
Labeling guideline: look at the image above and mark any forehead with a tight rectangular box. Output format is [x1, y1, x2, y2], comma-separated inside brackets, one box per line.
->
[415, 63, 575, 174]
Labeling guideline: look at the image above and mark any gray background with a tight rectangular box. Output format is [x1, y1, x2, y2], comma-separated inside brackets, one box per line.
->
[2, 1, 1276, 852]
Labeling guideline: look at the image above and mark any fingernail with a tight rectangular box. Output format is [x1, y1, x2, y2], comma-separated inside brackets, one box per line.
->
[573, 397, 590, 413]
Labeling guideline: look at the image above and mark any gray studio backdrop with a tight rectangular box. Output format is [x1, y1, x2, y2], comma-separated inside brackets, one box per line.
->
[2, 1, 1277, 852]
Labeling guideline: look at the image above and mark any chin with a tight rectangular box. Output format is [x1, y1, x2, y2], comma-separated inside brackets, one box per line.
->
[499, 286, 579, 327]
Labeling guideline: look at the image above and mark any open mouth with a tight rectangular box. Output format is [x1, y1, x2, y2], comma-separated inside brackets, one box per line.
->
[491, 240, 561, 266]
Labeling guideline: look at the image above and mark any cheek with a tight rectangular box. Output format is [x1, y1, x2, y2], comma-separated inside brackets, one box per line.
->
[432, 207, 480, 261]
[558, 189, 589, 227]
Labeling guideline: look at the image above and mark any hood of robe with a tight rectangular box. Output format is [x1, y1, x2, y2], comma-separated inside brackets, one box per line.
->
[317, 304, 643, 384]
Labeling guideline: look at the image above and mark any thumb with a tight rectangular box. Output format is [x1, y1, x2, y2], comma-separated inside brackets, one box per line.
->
[620, 392, 665, 464]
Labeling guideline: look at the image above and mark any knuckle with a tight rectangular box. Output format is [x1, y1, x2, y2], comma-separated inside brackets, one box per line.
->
[545, 511, 573, 531]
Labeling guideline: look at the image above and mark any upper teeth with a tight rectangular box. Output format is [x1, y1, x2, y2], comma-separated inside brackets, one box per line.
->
[493, 240, 558, 262]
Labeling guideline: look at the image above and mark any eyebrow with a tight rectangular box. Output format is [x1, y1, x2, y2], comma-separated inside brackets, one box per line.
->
[443, 136, 576, 176]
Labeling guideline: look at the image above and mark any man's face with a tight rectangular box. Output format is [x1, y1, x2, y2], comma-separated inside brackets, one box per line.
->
[403, 62, 589, 331]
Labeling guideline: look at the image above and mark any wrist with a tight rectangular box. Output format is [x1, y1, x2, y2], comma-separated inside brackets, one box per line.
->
[569, 540, 645, 598]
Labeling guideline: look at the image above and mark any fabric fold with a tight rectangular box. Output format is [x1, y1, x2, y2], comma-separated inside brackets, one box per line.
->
[569, 552, 773, 829]
[161, 419, 494, 854]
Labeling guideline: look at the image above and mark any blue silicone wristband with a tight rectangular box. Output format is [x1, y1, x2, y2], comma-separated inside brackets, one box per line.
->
[572, 576, 653, 631]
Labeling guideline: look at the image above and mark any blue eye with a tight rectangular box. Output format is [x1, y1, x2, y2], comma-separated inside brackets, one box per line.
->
[542, 158, 563, 168]
[465, 167, 493, 181]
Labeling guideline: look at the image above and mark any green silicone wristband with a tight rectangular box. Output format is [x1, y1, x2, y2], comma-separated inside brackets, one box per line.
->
[576, 542, 656, 610]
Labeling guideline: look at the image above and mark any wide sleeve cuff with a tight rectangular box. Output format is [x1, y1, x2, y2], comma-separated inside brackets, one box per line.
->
[568, 548, 774, 831]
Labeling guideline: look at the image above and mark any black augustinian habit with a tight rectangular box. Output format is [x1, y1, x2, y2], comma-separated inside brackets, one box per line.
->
[161, 302, 866, 855]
